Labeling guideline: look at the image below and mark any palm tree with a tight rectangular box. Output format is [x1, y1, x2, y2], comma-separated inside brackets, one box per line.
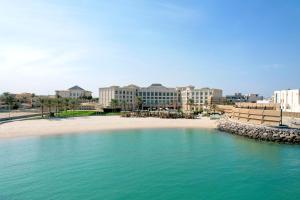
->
[63, 98, 70, 111]
[135, 96, 143, 111]
[0, 92, 15, 119]
[53, 98, 62, 115]
[70, 99, 79, 116]
[57, 98, 63, 114]
[110, 99, 119, 112]
[121, 100, 126, 111]
[38, 97, 46, 118]
[211, 104, 217, 113]
[45, 98, 53, 118]
[188, 98, 194, 112]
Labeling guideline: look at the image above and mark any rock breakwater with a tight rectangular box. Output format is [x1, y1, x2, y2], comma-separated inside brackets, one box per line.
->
[218, 120, 300, 144]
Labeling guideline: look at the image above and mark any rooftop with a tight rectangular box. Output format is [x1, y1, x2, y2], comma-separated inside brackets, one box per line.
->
[69, 86, 85, 91]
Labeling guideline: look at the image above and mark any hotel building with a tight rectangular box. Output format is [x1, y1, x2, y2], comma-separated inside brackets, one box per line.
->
[99, 84, 179, 110]
[179, 86, 223, 111]
[274, 89, 300, 112]
[138, 84, 179, 109]
[99, 84, 223, 112]
[99, 85, 139, 111]
[56, 86, 92, 99]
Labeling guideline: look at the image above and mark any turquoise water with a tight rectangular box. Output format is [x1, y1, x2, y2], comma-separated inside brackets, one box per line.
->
[1, 129, 300, 200]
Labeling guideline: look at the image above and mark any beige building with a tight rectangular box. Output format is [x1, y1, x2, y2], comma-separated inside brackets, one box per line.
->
[99, 84, 222, 112]
[180, 86, 223, 111]
[56, 86, 92, 99]
[138, 84, 179, 109]
[99, 85, 139, 110]
[99, 84, 179, 110]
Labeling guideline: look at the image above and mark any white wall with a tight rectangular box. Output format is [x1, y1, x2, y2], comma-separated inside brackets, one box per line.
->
[274, 89, 300, 112]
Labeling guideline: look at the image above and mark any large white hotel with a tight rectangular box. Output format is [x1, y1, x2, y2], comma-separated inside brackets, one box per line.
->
[99, 84, 222, 112]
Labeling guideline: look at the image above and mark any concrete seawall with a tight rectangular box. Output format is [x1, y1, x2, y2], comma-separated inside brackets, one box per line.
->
[218, 120, 300, 144]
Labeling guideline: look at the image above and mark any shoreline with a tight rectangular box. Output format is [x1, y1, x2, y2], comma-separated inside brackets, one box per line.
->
[0, 116, 218, 139]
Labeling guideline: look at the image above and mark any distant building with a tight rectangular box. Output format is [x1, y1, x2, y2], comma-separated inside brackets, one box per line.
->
[208, 96, 229, 105]
[55, 86, 92, 99]
[274, 89, 300, 112]
[256, 99, 273, 104]
[226, 93, 263, 103]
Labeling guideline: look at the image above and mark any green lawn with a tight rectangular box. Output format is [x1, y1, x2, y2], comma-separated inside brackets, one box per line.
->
[56, 110, 97, 118]
[56, 110, 120, 118]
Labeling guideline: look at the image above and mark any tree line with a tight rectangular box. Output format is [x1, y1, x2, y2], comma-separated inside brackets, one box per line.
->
[0, 92, 81, 118]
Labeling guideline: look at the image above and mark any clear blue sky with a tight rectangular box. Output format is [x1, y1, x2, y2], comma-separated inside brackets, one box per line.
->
[0, 0, 299, 97]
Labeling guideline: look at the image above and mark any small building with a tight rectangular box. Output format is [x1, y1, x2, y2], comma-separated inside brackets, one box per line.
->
[56, 86, 92, 99]
[226, 93, 263, 103]
[274, 89, 300, 112]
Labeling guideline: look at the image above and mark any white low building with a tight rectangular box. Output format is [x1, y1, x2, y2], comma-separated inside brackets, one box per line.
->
[56, 86, 92, 99]
[274, 89, 300, 112]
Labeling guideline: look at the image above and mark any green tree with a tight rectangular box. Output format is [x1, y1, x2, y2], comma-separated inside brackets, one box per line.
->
[110, 99, 119, 112]
[53, 98, 63, 115]
[63, 98, 70, 111]
[70, 99, 80, 116]
[0, 92, 15, 118]
[45, 98, 53, 118]
[135, 96, 143, 111]
[38, 97, 46, 118]
[188, 98, 194, 111]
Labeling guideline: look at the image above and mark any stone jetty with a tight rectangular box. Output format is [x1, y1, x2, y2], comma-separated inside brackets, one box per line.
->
[218, 119, 300, 144]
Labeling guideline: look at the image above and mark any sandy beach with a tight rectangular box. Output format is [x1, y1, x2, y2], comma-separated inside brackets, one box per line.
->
[0, 116, 218, 139]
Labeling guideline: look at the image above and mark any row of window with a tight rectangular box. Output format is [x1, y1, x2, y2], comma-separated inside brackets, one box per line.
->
[143, 100, 177, 104]
[184, 92, 212, 96]
[138, 92, 176, 97]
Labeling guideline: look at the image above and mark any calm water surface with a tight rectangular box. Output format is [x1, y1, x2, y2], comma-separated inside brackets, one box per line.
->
[1, 129, 300, 200]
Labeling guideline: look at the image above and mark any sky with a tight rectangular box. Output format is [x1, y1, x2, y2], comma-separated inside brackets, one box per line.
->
[0, 0, 299, 97]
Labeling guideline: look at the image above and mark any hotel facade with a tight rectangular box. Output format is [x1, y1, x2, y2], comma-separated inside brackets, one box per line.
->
[99, 84, 222, 112]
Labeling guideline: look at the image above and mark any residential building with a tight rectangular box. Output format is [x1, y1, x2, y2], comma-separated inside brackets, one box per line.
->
[55, 86, 92, 99]
[274, 89, 300, 112]
[179, 86, 223, 111]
